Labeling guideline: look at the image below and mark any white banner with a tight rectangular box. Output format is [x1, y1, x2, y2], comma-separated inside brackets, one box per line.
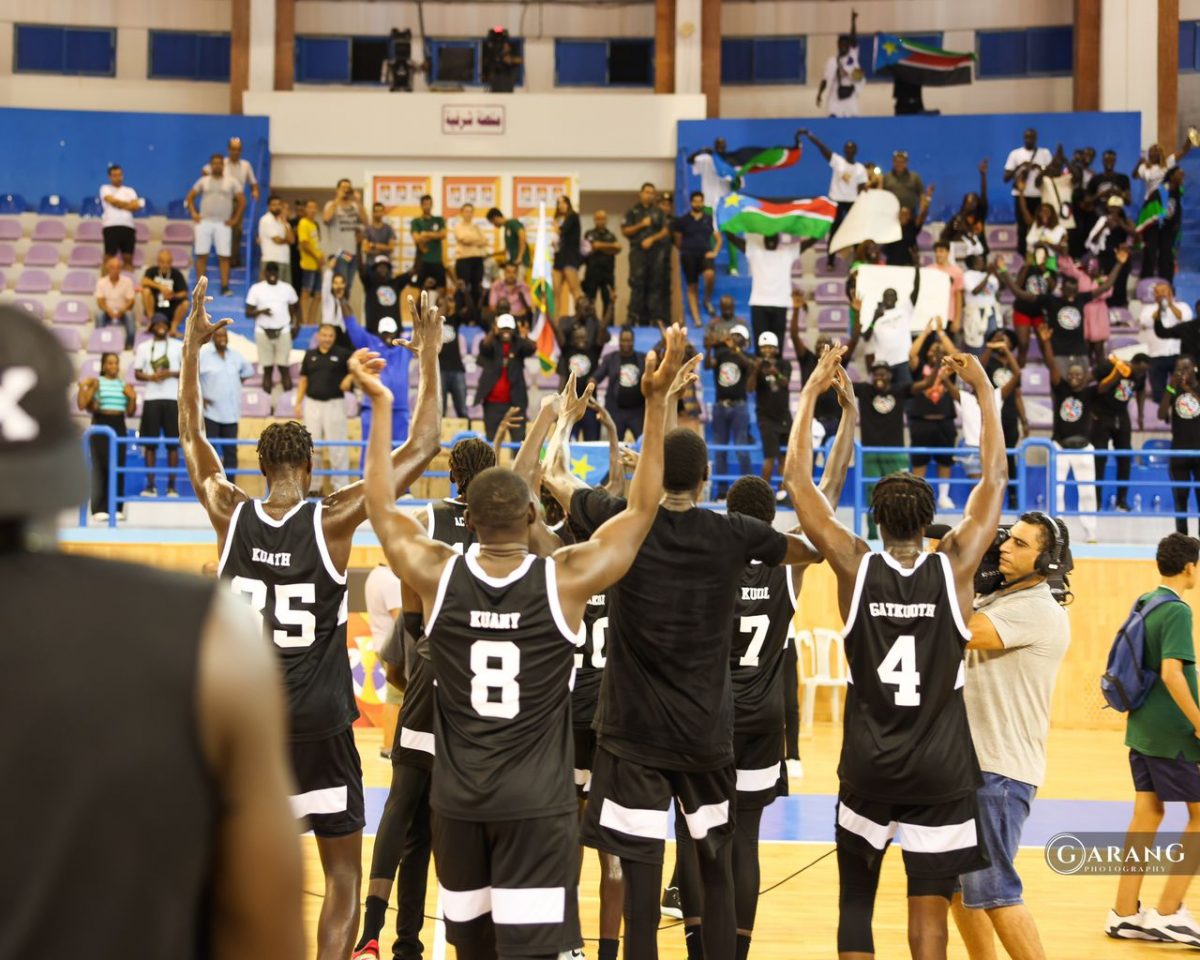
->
[828, 189, 902, 254]
[854, 265, 953, 332]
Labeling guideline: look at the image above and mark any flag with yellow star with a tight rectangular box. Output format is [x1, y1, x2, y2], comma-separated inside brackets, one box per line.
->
[567, 441, 616, 487]
[873, 33, 975, 87]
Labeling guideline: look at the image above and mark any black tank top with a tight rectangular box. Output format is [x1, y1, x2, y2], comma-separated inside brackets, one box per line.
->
[730, 562, 797, 734]
[0, 551, 217, 958]
[218, 499, 355, 741]
[571, 591, 609, 729]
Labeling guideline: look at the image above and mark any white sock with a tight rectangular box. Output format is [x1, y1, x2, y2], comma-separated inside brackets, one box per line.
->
[938, 482, 950, 500]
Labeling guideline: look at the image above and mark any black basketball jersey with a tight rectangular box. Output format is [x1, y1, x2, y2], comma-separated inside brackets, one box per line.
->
[426, 498, 473, 549]
[839, 551, 980, 804]
[219, 499, 355, 741]
[730, 562, 797, 734]
[571, 591, 609, 729]
[426, 553, 584, 821]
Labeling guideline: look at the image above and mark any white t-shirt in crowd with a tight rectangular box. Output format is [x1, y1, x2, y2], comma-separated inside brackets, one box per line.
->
[959, 386, 1002, 448]
[963, 270, 1000, 310]
[246, 279, 299, 331]
[828, 154, 868, 203]
[99, 184, 138, 229]
[691, 153, 733, 211]
[258, 212, 291, 264]
[134, 336, 184, 402]
[1139, 157, 1177, 195]
[364, 564, 403, 655]
[1140, 301, 1191, 357]
[1026, 223, 1066, 250]
[744, 234, 800, 308]
[951, 232, 985, 266]
[822, 51, 863, 117]
[869, 306, 914, 366]
[1004, 146, 1053, 197]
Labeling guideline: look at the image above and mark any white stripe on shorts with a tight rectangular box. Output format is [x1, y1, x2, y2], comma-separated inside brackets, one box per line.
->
[837, 802, 897, 851]
[439, 884, 492, 922]
[400, 727, 435, 756]
[574, 768, 591, 788]
[289, 785, 348, 819]
[598, 798, 670, 840]
[492, 886, 566, 925]
[682, 800, 730, 840]
[898, 817, 978, 854]
[736, 765, 781, 793]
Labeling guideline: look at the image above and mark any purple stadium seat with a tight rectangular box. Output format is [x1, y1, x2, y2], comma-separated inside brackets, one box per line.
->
[78, 357, 102, 381]
[61, 271, 97, 295]
[813, 280, 845, 303]
[273, 389, 297, 418]
[1110, 334, 1141, 350]
[242, 365, 263, 387]
[815, 306, 849, 331]
[133, 331, 154, 349]
[68, 245, 102, 269]
[1135, 277, 1166, 303]
[88, 327, 126, 354]
[987, 226, 1018, 250]
[135, 222, 151, 243]
[1109, 305, 1134, 328]
[164, 245, 191, 267]
[31, 220, 66, 243]
[53, 299, 90, 325]
[53, 326, 83, 352]
[131, 247, 146, 268]
[10, 297, 44, 320]
[1022, 363, 1051, 396]
[240, 389, 272, 418]
[15, 270, 52, 295]
[814, 258, 842, 277]
[24, 243, 61, 268]
[0, 218, 20, 241]
[917, 228, 934, 247]
[0, 243, 13, 267]
[75, 220, 104, 243]
[163, 222, 195, 245]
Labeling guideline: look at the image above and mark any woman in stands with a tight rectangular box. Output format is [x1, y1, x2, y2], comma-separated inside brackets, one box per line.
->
[1160, 355, 1200, 537]
[552, 194, 584, 320]
[77, 352, 135, 522]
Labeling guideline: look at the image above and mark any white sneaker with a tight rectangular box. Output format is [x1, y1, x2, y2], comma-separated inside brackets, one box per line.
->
[115, 511, 126, 521]
[557, 950, 585, 960]
[786, 758, 804, 779]
[1105, 902, 1162, 940]
[166, 489, 180, 498]
[92, 512, 109, 522]
[937, 495, 957, 511]
[1145, 905, 1200, 946]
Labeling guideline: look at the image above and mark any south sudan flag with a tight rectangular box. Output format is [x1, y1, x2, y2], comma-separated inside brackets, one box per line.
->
[717, 193, 837, 239]
[724, 144, 802, 177]
[873, 33, 975, 87]
[1136, 188, 1165, 234]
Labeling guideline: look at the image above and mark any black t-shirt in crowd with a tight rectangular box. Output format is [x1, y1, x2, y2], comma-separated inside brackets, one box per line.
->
[883, 221, 920, 266]
[908, 365, 956, 420]
[798, 352, 843, 424]
[439, 317, 466, 373]
[558, 342, 602, 385]
[1088, 171, 1132, 202]
[1038, 292, 1094, 357]
[600, 350, 646, 410]
[585, 227, 618, 276]
[1052, 380, 1096, 446]
[673, 211, 715, 256]
[985, 357, 1020, 423]
[713, 348, 751, 402]
[1014, 270, 1050, 318]
[755, 356, 792, 422]
[854, 382, 907, 447]
[569, 487, 789, 769]
[1094, 361, 1145, 420]
[1169, 389, 1200, 448]
[142, 267, 187, 317]
[300, 345, 351, 400]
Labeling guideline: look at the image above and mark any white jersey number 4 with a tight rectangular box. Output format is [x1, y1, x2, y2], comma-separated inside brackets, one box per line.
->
[877, 634, 921, 706]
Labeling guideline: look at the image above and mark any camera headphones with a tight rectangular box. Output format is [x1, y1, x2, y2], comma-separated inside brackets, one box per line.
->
[1022, 510, 1066, 577]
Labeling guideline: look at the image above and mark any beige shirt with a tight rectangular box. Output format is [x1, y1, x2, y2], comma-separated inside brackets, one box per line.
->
[454, 220, 490, 260]
[95, 274, 135, 313]
[964, 582, 1070, 787]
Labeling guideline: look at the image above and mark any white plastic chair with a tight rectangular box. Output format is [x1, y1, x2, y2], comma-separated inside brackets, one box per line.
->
[800, 627, 849, 731]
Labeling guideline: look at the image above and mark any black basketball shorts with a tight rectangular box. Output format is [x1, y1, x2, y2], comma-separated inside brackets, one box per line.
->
[734, 729, 788, 810]
[835, 787, 990, 880]
[392, 656, 435, 771]
[288, 726, 366, 838]
[433, 810, 582, 957]
[573, 726, 597, 797]
[580, 746, 737, 864]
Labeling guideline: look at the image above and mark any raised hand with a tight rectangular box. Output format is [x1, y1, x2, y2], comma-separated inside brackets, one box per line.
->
[942, 351, 989, 389]
[668, 353, 702, 400]
[498, 406, 525, 435]
[803, 340, 846, 395]
[832, 365, 855, 408]
[349, 348, 392, 403]
[395, 289, 445, 354]
[589, 398, 617, 431]
[1115, 246, 1130, 264]
[643, 324, 690, 399]
[979, 158, 989, 174]
[539, 391, 563, 418]
[183, 276, 229, 348]
[559, 371, 595, 425]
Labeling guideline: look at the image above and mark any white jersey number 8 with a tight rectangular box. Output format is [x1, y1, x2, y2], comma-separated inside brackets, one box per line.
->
[877, 634, 921, 706]
[470, 639, 521, 719]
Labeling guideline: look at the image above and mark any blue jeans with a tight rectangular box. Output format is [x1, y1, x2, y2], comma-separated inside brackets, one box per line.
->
[442, 370, 468, 419]
[959, 772, 1037, 909]
[97, 310, 135, 350]
[711, 399, 750, 494]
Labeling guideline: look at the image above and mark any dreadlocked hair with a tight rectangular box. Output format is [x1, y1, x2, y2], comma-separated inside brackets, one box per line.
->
[449, 438, 496, 496]
[257, 420, 314, 470]
[870, 472, 935, 541]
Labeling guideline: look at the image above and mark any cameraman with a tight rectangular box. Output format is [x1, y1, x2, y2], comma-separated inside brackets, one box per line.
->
[950, 514, 1071, 960]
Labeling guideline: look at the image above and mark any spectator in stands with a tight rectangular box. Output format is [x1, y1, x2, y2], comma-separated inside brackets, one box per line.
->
[344, 311, 412, 445]
[853, 362, 910, 539]
[186, 154, 244, 297]
[1162, 357, 1200, 536]
[245, 262, 299, 394]
[726, 232, 803, 346]
[802, 130, 868, 268]
[439, 301, 470, 421]
[942, 160, 990, 266]
[410, 193, 447, 289]
[981, 331, 1027, 509]
[1086, 196, 1136, 309]
[583, 210, 621, 324]
[476, 313, 536, 441]
[848, 263, 921, 388]
[908, 319, 959, 510]
[556, 292, 606, 351]
[141, 249, 189, 338]
[596, 327, 645, 441]
[1016, 182, 1067, 263]
[1038, 325, 1099, 541]
[1143, 281, 1192, 401]
[296, 199, 323, 327]
[1158, 167, 1186, 284]
[1003, 129, 1052, 258]
[320, 259, 351, 344]
[1135, 140, 1192, 280]
[452, 202, 487, 323]
[961, 254, 1002, 354]
[323, 179, 366, 293]
[816, 11, 863, 118]
[362, 202, 395, 264]
[487, 261, 533, 323]
[134, 314, 183, 498]
[706, 322, 757, 498]
[197, 325, 254, 477]
[884, 186, 932, 267]
[1093, 353, 1148, 512]
[623, 182, 670, 326]
[930, 240, 965, 338]
[296, 323, 353, 494]
[204, 138, 259, 268]
[99, 164, 140, 271]
[94, 255, 136, 350]
[650, 192, 676, 323]
[789, 293, 841, 442]
[487, 206, 529, 275]
[558, 323, 604, 441]
[552, 195, 585, 320]
[286, 198, 304, 286]
[673, 190, 719, 327]
[882, 150, 925, 215]
[706, 294, 742, 349]
[1059, 256, 1114, 366]
[754, 331, 792, 485]
[77, 352, 135, 521]
[258, 194, 294, 284]
[1089, 150, 1133, 206]
[359, 254, 405, 338]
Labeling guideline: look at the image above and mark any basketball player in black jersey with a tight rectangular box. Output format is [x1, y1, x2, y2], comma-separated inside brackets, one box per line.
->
[357, 325, 687, 960]
[784, 343, 1007, 960]
[179, 277, 448, 960]
[355, 437, 496, 960]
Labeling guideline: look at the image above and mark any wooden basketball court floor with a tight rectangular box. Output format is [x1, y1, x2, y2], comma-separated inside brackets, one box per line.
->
[300, 722, 1181, 960]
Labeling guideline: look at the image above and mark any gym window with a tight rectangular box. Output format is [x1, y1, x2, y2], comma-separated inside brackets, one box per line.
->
[554, 38, 654, 87]
[14, 24, 115, 76]
[1181, 22, 1200, 73]
[295, 35, 404, 85]
[148, 31, 231, 82]
[428, 37, 525, 87]
[721, 38, 807, 85]
[976, 26, 1073, 78]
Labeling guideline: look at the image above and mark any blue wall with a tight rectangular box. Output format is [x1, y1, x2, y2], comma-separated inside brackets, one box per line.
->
[677, 112, 1142, 223]
[0, 108, 270, 211]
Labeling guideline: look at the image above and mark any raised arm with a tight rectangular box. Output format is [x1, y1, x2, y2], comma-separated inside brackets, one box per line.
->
[909, 261, 922, 306]
[1037, 325, 1062, 386]
[592, 402, 626, 497]
[997, 260, 1038, 303]
[179, 277, 248, 546]
[801, 129, 833, 163]
[1093, 247, 1130, 294]
[511, 395, 560, 489]
[789, 291, 810, 360]
[817, 368, 858, 507]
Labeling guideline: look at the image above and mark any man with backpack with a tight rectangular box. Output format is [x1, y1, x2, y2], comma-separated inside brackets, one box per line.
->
[950, 513, 1071, 960]
[1107, 532, 1200, 945]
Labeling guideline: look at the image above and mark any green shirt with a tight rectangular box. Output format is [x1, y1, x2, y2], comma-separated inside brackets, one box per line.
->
[504, 218, 529, 267]
[1126, 586, 1200, 761]
[411, 215, 445, 264]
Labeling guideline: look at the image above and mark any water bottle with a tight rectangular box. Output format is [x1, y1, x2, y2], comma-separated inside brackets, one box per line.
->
[1134, 494, 1143, 512]
[1153, 495, 1162, 512]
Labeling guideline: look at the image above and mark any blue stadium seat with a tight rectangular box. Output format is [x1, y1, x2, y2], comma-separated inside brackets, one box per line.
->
[38, 194, 72, 216]
[134, 198, 156, 218]
[78, 196, 103, 219]
[166, 199, 190, 220]
[0, 194, 28, 214]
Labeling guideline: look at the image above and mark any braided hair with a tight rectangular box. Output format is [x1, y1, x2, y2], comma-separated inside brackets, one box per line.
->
[256, 420, 314, 470]
[449, 438, 496, 497]
[870, 472, 935, 541]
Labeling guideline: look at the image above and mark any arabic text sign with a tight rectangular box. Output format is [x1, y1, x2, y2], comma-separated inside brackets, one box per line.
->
[442, 105, 506, 135]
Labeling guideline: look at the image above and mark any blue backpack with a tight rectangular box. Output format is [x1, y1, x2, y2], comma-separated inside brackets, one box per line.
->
[1101, 593, 1184, 712]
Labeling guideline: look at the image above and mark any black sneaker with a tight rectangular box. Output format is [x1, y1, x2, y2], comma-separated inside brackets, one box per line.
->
[661, 885, 683, 919]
